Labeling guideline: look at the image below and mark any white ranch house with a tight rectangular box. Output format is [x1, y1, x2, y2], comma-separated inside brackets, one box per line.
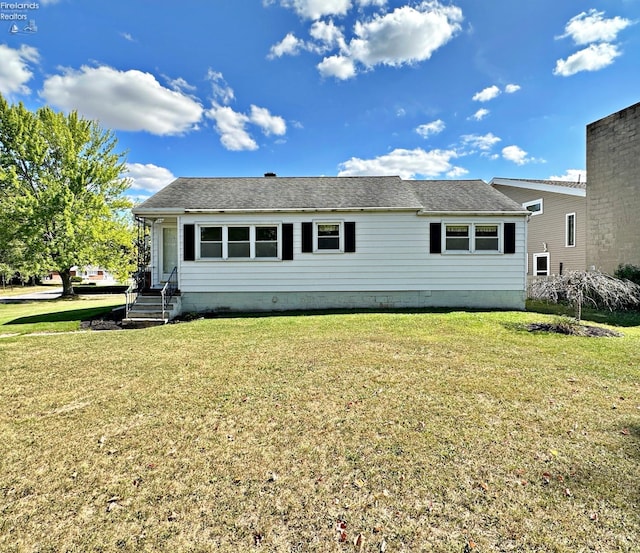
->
[128, 175, 529, 321]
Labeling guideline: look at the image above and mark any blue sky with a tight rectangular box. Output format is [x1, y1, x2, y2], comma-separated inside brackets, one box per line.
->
[1, 0, 638, 198]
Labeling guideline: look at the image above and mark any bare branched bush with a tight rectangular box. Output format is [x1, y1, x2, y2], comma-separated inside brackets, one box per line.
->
[529, 270, 640, 322]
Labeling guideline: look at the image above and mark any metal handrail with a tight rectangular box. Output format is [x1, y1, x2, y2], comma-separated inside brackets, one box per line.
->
[161, 266, 178, 321]
[124, 284, 137, 320]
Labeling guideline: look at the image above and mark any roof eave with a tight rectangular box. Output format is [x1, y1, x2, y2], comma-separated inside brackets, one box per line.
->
[490, 178, 586, 197]
[183, 206, 420, 214]
[417, 210, 530, 217]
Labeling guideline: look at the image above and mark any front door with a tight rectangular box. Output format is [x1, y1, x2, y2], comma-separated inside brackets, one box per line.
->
[160, 226, 178, 282]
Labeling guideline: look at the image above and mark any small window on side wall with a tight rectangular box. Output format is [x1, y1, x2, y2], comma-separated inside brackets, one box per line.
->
[523, 199, 543, 215]
[566, 213, 576, 247]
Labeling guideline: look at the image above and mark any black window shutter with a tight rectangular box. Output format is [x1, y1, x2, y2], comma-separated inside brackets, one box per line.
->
[184, 224, 195, 261]
[429, 223, 442, 254]
[345, 222, 356, 252]
[282, 223, 294, 260]
[504, 222, 516, 254]
[301, 222, 313, 253]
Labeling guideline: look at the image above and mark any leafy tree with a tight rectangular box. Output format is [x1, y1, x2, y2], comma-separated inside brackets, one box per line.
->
[0, 95, 134, 296]
[529, 270, 640, 322]
[614, 263, 640, 286]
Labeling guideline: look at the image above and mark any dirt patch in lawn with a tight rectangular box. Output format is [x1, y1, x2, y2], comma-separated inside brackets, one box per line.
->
[527, 322, 623, 337]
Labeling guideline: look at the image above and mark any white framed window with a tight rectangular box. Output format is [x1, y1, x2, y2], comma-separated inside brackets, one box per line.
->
[315, 221, 342, 252]
[533, 252, 549, 276]
[198, 224, 280, 260]
[523, 198, 543, 216]
[566, 213, 576, 247]
[443, 223, 501, 253]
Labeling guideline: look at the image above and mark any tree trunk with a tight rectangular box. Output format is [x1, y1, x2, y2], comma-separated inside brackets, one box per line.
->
[59, 268, 75, 297]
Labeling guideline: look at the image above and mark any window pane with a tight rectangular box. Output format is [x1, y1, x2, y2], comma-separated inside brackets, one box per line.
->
[228, 227, 250, 241]
[446, 238, 470, 250]
[318, 224, 339, 237]
[256, 242, 278, 258]
[201, 243, 222, 258]
[318, 237, 340, 250]
[446, 225, 469, 237]
[201, 227, 222, 241]
[475, 225, 498, 237]
[256, 226, 278, 241]
[567, 215, 575, 246]
[228, 243, 250, 257]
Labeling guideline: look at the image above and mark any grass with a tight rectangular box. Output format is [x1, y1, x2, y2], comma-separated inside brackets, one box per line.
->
[0, 295, 125, 335]
[1, 310, 639, 552]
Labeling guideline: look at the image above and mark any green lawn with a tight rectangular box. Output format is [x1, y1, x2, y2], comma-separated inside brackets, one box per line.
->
[1, 310, 639, 552]
[0, 295, 125, 335]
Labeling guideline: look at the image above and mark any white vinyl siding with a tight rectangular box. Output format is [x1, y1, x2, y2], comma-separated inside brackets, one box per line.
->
[177, 212, 526, 293]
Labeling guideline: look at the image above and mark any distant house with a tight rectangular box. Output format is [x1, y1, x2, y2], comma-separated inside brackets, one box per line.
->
[586, 101, 640, 274]
[490, 178, 586, 277]
[130, 175, 529, 317]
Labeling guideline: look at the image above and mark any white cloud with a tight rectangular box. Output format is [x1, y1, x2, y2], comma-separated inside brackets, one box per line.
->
[207, 105, 257, 151]
[338, 147, 463, 179]
[461, 133, 501, 152]
[268, 33, 306, 58]
[317, 55, 356, 79]
[502, 145, 534, 165]
[472, 85, 501, 102]
[349, 3, 463, 68]
[274, 0, 351, 20]
[207, 103, 287, 151]
[553, 43, 621, 76]
[249, 105, 287, 136]
[206, 69, 235, 105]
[166, 76, 197, 93]
[0, 44, 39, 97]
[268, 1, 463, 79]
[549, 169, 586, 182]
[126, 163, 176, 194]
[310, 20, 346, 50]
[41, 66, 203, 135]
[416, 119, 445, 138]
[469, 108, 489, 121]
[504, 83, 520, 94]
[559, 9, 632, 45]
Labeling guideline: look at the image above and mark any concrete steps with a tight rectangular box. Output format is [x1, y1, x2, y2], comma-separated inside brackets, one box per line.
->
[122, 291, 181, 327]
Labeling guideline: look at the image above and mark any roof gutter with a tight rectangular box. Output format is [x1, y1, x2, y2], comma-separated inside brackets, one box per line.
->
[417, 210, 531, 216]
[182, 206, 420, 214]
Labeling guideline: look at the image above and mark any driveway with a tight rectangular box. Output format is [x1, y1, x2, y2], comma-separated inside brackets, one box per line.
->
[0, 287, 63, 303]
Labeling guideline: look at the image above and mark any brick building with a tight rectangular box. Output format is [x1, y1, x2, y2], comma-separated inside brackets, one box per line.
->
[586, 101, 640, 274]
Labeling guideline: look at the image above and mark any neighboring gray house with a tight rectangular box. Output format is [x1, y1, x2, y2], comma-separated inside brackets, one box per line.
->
[490, 177, 586, 277]
[586, 101, 640, 274]
[130, 175, 529, 319]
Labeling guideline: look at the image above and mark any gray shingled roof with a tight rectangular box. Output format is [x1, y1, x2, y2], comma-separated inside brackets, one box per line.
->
[133, 176, 526, 214]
